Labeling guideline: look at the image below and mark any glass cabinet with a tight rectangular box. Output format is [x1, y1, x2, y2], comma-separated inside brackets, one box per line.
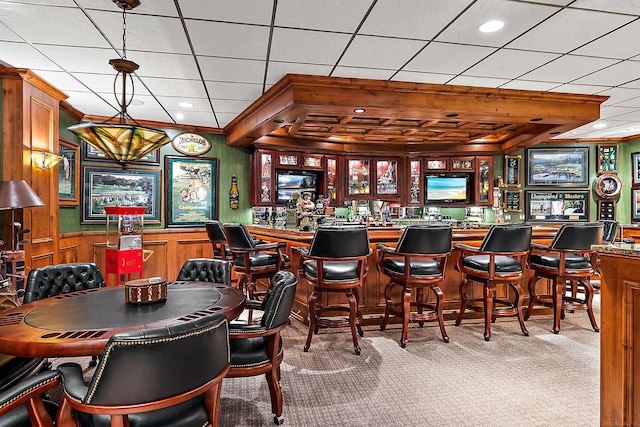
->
[347, 158, 371, 196]
[476, 156, 492, 206]
[408, 158, 422, 205]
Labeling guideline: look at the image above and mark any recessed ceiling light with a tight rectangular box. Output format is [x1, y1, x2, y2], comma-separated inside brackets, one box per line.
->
[176, 113, 184, 120]
[353, 108, 365, 113]
[479, 20, 504, 33]
[549, 131, 561, 135]
[273, 119, 285, 124]
[178, 101, 193, 108]
[446, 113, 458, 118]
[593, 123, 607, 129]
[530, 117, 543, 122]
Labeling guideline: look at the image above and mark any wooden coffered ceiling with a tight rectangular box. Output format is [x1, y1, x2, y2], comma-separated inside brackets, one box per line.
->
[225, 74, 608, 155]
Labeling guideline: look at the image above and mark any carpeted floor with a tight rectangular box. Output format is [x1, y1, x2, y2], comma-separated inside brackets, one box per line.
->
[52, 301, 600, 427]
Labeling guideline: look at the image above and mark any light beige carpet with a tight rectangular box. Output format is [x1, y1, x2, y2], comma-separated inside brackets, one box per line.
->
[51, 301, 600, 427]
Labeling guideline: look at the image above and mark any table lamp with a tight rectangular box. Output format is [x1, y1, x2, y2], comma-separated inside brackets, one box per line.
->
[0, 180, 45, 250]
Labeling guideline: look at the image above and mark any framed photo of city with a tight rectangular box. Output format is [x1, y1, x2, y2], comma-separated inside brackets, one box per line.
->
[82, 141, 160, 165]
[82, 166, 161, 223]
[526, 191, 589, 222]
[59, 139, 80, 206]
[165, 156, 218, 227]
[526, 147, 589, 187]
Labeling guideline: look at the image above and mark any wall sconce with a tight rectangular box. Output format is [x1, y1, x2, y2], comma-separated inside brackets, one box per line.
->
[31, 150, 63, 170]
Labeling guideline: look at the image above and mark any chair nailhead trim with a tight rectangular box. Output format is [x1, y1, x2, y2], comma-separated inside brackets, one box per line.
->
[0, 373, 59, 409]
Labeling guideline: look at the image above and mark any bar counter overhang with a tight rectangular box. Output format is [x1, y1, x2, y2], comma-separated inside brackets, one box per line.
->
[245, 224, 561, 325]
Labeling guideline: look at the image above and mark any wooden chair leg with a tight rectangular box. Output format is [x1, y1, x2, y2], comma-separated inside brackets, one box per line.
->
[400, 286, 411, 348]
[379, 281, 394, 331]
[483, 284, 494, 341]
[552, 279, 563, 334]
[352, 287, 364, 337]
[524, 275, 539, 320]
[432, 285, 449, 343]
[582, 280, 600, 332]
[304, 290, 320, 352]
[265, 367, 283, 424]
[415, 287, 425, 327]
[345, 289, 361, 355]
[455, 278, 469, 326]
[511, 282, 529, 337]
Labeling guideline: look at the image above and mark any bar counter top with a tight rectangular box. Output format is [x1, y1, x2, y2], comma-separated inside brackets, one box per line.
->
[593, 243, 640, 258]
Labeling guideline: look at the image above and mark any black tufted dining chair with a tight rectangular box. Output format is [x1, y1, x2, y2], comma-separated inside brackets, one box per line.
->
[227, 270, 297, 425]
[377, 224, 452, 347]
[0, 369, 60, 427]
[205, 220, 233, 261]
[525, 222, 603, 334]
[176, 258, 232, 285]
[56, 313, 230, 427]
[23, 263, 106, 303]
[454, 224, 532, 341]
[295, 225, 371, 355]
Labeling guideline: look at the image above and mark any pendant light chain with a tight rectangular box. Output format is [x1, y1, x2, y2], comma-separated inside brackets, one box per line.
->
[122, 7, 127, 59]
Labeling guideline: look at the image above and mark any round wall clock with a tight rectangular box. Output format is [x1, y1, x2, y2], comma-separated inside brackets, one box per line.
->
[171, 132, 211, 156]
[594, 174, 622, 199]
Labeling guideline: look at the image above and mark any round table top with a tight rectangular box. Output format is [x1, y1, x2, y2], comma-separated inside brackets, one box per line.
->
[0, 281, 245, 358]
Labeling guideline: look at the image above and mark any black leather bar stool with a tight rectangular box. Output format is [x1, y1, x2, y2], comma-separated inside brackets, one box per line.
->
[296, 225, 371, 355]
[377, 224, 452, 347]
[455, 224, 532, 341]
[525, 222, 603, 334]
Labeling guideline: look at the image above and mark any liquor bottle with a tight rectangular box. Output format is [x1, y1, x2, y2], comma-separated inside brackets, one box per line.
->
[230, 175, 239, 209]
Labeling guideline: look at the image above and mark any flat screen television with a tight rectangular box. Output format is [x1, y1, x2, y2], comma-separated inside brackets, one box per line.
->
[276, 171, 319, 204]
[424, 173, 472, 205]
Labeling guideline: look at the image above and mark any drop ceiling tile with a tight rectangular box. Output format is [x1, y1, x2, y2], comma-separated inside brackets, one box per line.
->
[144, 77, 207, 98]
[276, 0, 371, 32]
[0, 41, 62, 70]
[500, 80, 561, 91]
[331, 66, 396, 80]
[0, 21, 22, 42]
[210, 99, 253, 114]
[466, 49, 561, 79]
[0, 4, 109, 47]
[572, 0, 640, 15]
[128, 51, 201, 80]
[205, 81, 264, 101]
[30, 70, 88, 93]
[179, 0, 272, 25]
[170, 110, 216, 126]
[520, 55, 617, 83]
[447, 75, 511, 87]
[573, 20, 640, 59]
[508, 8, 635, 53]
[550, 83, 610, 95]
[339, 35, 425, 69]
[156, 97, 214, 112]
[404, 42, 496, 75]
[270, 28, 351, 64]
[392, 71, 455, 84]
[214, 112, 238, 128]
[2, 0, 75, 6]
[596, 87, 640, 105]
[77, 0, 178, 16]
[266, 62, 333, 85]
[600, 105, 639, 119]
[436, 0, 560, 47]
[187, 20, 270, 60]
[573, 60, 640, 86]
[33, 45, 115, 74]
[198, 56, 264, 84]
[360, 0, 473, 40]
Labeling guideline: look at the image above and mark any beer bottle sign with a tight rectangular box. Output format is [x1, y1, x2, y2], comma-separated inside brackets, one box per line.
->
[230, 175, 239, 209]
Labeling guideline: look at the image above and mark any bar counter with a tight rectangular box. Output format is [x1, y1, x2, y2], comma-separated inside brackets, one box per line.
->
[246, 224, 561, 325]
[593, 243, 640, 426]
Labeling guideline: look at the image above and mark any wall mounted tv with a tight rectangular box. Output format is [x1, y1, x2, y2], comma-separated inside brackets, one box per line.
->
[424, 173, 472, 205]
[276, 171, 319, 204]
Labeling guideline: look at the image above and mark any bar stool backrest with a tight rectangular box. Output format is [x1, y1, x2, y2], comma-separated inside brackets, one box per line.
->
[549, 223, 603, 250]
[479, 224, 532, 253]
[308, 225, 370, 258]
[396, 224, 452, 254]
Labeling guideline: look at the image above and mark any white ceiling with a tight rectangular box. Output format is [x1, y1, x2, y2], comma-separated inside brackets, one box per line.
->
[3, 0, 640, 140]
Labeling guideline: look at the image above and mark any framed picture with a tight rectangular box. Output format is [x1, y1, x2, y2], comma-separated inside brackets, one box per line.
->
[375, 160, 398, 195]
[504, 190, 522, 212]
[632, 152, 640, 186]
[165, 156, 218, 227]
[59, 139, 80, 206]
[597, 144, 618, 174]
[82, 141, 161, 165]
[504, 155, 521, 187]
[526, 190, 589, 222]
[526, 147, 589, 187]
[632, 188, 640, 222]
[425, 158, 448, 170]
[82, 166, 161, 224]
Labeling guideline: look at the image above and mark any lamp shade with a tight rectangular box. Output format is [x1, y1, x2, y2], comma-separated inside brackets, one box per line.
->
[0, 180, 45, 210]
[68, 122, 170, 165]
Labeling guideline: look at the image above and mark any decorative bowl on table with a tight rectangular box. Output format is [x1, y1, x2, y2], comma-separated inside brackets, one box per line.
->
[125, 277, 167, 304]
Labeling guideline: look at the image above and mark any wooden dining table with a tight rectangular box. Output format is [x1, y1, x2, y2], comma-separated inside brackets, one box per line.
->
[0, 281, 245, 358]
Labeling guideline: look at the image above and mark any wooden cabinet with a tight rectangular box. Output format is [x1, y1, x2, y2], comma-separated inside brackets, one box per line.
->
[275, 152, 324, 170]
[346, 158, 371, 198]
[450, 157, 474, 171]
[252, 149, 275, 205]
[325, 155, 340, 206]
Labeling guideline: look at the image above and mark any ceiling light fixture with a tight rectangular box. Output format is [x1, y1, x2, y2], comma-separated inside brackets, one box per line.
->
[479, 20, 504, 33]
[178, 101, 193, 108]
[593, 123, 607, 129]
[67, 0, 170, 167]
[446, 113, 459, 118]
[354, 108, 366, 113]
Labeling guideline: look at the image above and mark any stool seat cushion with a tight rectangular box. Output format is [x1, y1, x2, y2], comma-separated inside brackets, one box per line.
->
[234, 253, 290, 268]
[529, 254, 592, 271]
[382, 259, 441, 277]
[462, 255, 522, 275]
[303, 260, 360, 281]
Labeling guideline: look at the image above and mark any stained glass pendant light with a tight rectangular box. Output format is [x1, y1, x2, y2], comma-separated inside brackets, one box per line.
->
[68, 0, 170, 166]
